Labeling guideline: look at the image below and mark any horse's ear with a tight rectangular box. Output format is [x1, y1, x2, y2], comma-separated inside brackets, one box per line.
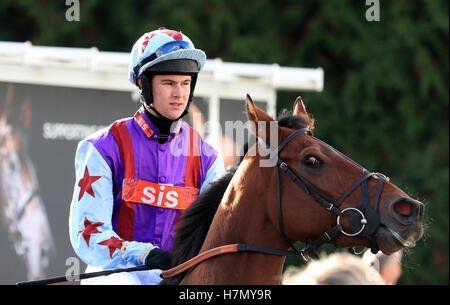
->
[293, 96, 315, 131]
[246, 94, 279, 148]
[293, 96, 309, 118]
[246, 94, 274, 124]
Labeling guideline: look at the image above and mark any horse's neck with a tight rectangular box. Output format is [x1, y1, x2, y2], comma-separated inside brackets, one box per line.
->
[182, 158, 287, 284]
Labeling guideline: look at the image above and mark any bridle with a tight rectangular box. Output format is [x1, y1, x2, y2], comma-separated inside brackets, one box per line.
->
[273, 127, 387, 260]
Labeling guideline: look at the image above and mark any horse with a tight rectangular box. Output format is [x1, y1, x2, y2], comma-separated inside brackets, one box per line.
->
[161, 95, 424, 285]
[0, 84, 55, 280]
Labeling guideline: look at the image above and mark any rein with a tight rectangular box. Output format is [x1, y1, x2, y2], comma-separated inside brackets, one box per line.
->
[17, 243, 304, 285]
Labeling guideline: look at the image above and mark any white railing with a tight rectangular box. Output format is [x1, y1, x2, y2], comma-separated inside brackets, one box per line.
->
[0, 41, 323, 92]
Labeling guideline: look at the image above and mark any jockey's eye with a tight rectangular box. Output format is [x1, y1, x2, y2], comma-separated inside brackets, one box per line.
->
[303, 155, 322, 168]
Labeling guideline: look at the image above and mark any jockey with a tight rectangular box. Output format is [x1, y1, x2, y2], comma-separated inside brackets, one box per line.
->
[69, 28, 225, 284]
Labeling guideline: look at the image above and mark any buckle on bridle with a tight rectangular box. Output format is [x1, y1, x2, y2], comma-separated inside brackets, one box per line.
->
[279, 162, 288, 171]
[336, 207, 367, 237]
[300, 251, 311, 262]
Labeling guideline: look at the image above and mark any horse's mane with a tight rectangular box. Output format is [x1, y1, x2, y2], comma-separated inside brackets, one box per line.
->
[161, 109, 314, 285]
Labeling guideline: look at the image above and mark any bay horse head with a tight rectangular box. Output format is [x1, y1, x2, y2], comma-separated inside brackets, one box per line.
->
[245, 95, 424, 257]
[166, 95, 424, 285]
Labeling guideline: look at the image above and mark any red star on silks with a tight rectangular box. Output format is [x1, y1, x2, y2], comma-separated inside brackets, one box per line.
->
[78, 217, 103, 246]
[78, 166, 102, 201]
[98, 237, 123, 258]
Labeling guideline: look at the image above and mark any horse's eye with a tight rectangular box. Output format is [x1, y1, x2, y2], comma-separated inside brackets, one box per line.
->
[303, 155, 322, 168]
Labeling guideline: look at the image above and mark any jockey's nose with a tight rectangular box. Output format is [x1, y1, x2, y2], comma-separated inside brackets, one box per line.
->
[172, 84, 183, 97]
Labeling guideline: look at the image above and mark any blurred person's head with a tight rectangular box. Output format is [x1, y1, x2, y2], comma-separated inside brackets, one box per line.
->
[282, 252, 385, 285]
[363, 249, 402, 285]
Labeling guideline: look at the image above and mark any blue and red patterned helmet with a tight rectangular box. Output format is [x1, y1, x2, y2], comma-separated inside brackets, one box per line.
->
[128, 28, 206, 86]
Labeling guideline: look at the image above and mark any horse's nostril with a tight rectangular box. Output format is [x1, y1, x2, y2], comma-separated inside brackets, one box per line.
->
[394, 201, 412, 216]
[391, 197, 424, 224]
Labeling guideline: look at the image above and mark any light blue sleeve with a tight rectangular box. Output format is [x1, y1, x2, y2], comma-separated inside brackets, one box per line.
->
[69, 140, 155, 269]
[199, 153, 226, 194]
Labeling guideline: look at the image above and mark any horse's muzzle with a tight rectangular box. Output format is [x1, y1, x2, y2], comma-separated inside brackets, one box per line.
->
[376, 196, 424, 254]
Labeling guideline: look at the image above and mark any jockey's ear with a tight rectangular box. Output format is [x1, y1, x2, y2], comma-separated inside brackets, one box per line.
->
[245, 94, 281, 150]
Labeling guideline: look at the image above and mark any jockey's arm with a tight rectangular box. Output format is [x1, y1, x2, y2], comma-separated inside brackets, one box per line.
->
[69, 140, 156, 269]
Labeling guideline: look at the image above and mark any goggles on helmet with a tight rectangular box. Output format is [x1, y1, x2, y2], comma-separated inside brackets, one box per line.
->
[133, 40, 195, 79]
[155, 40, 194, 57]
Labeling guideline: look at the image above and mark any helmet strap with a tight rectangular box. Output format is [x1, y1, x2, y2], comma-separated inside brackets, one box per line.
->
[147, 103, 172, 121]
[139, 73, 153, 105]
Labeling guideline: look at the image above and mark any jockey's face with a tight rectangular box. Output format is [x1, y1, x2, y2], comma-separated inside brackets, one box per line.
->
[149, 74, 191, 120]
